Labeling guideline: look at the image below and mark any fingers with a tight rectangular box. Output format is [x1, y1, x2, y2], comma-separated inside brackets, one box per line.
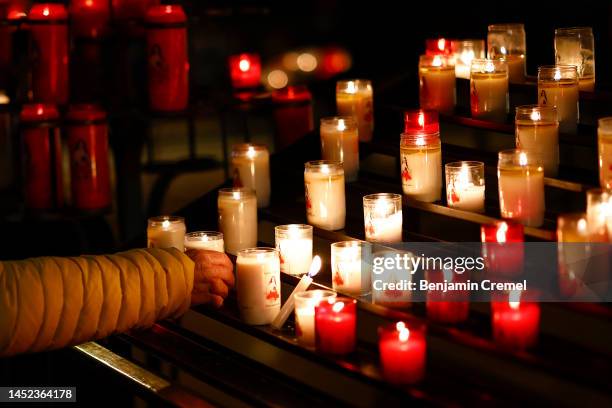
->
[187, 249, 233, 267]
[194, 264, 235, 287]
[208, 278, 229, 298]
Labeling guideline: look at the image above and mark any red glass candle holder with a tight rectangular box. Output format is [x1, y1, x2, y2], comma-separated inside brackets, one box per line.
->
[272, 85, 314, 150]
[404, 109, 439, 134]
[20, 104, 63, 211]
[229, 53, 261, 89]
[378, 321, 426, 384]
[425, 269, 470, 324]
[491, 291, 540, 351]
[145, 4, 189, 112]
[66, 104, 111, 212]
[315, 297, 357, 355]
[70, 0, 110, 39]
[481, 221, 525, 277]
[28, 3, 70, 104]
[425, 38, 452, 56]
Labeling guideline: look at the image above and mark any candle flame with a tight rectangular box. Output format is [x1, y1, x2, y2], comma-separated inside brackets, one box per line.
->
[500, 46, 507, 56]
[232, 191, 240, 200]
[519, 152, 528, 166]
[554, 69, 562, 81]
[460, 50, 475, 65]
[508, 289, 522, 309]
[308, 255, 322, 278]
[530, 110, 541, 121]
[321, 164, 330, 174]
[485, 61, 495, 73]
[577, 218, 588, 234]
[337, 119, 346, 131]
[332, 301, 345, 313]
[399, 327, 410, 342]
[42, 7, 50, 16]
[415, 136, 426, 146]
[458, 162, 471, 186]
[374, 197, 391, 217]
[437, 38, 446, 52]
[496, 222, 508, 244]
[346, 81, 357, 94]
[417, 112, 425, 128]
[396, 321, 406, 331]
[246, 145, 256, 159]
[432, 55, 443, 67]
[239, 58, 251, 72]
[162, 220, 170, 229]
[85, 0, 93, 6]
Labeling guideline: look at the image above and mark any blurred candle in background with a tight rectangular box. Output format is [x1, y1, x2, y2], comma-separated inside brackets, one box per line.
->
[470, 58, 508, 122]
[597, 118, 612, 189]
[229, 53, 262, 89]
[320, 116, 359, 182]
[400, 131, 442, 203]
[515, 105, 559, 177]
[218, 188, 258, 255]
[147, 216, 186, 251]
[538, 65, 579, 133]
[378, 321, 426, 384]
[481, 221, 525, 278]
[231, 144, 271, 208]
[425, 38, 452, 56]
[315, 297, 357, 355]
[585, 188, 611, 242]
[363, 193, 403, 243]
[112, 0, 160, 22]
[451, 39, 485, 79]
[272, 86, 314, 150]
[184, 231, 225, 253]
[275, 224, 313, 276]
[491, 290, 540, 351]
[487, 23, 526, 83]
[445, 161, 485, 213]
[554, 27, 595, 92]
[557, 213, 589, 297]
[336, 79, 374, 142]
[404, 109, 439, 134]
[70, 0, 110, 39]
[294, 290, 336, 348]
[304, 161, 346, 231]
[426, 268, 470, 324]
[418, 55, 455, 114]
[498, 149, 545, 227]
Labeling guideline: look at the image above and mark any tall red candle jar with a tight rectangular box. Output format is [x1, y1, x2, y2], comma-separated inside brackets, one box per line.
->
[20, 104, 63, 211]
[491, 291, 540, 351]
[28, 4, 69, 105]
[481, 221, 524, 277]
[145, 5, 189, 112]
[315, 297, 357, 355]
[229, 53, 261, 89]
[404, 109, 439, 134]
[272, 86, 314, 150]
[378, 321, 426, 384]
[70, 0, 110, 39]
[66, 104, 111, 212]
[425, 269, 470, 324]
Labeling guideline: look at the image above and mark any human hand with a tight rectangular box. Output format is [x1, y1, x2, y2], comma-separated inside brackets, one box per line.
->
[186, 249, 235, 308]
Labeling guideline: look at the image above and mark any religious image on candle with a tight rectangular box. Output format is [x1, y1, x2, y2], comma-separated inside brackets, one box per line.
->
[537, 65, 579, 133]
[331, 240, 369, 297]
[400, 131, 442, 203]
[378, 321, 426, 384]
[597, 117, 612, 189]
[451, 39, 485, 80]
[184, 231, 224, 253]
[515, 105, 559, 177]
[487, 23, 526, 83]
[294, 290, 336, 348]
[336, 79, 374, 142]
[304, 161, 346, 231]
[218, 188, 258, 255]
[418, 55, 456, 114]
[147, 215, 186, 251]
[320, 116, 359, 182]
[491, 290, 540, 351]
[554, 27, 595, 92]
[363, 193, 403, 243]
[231, 143, 271, 208]
[275, 224, 313, 276]
[470, 58, 509, 122]
[445, 161, 485, 213]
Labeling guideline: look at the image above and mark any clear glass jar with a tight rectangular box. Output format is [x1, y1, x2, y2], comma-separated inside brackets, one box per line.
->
[451, 39, 486, 79]
[236, 247, 280, 325]
[217, 187, 257, 255]
[470, 58, 509, 122]
[304, 160, 346, 231]
[444, 161, 485, 213]
[184, 231, 224, 253]
[320, 116, 359, 182]
[362, 193, 403, 243]
[336, 79, 374, 142]
[294, 290, 337, 348]
[274, 224, 313, 276]
[515, 105, 559, 177]
[554, 27, 595, 91]
[231, 143, 271, 208]
[537, 65, 579, 133]
[487, 23, 526, 83]
[400, 131, 442, 202]
[147, 215, 186, 251]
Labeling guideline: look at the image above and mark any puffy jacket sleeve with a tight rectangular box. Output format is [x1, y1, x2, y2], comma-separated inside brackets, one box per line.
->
[0, 247, 194, 357]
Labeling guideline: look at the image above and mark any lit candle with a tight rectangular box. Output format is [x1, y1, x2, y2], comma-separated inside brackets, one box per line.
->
[228, 53, 261, 89]
[378, 321, 426, 384]
[236, 248, 281, 325]
[554, 27, 595, 92]
[231, 143, 271, 208]
[481, 221, 525, 278]
[557, 213, 589, 297]
[597, 117, 612, 189]
[320, 116, 360, 182]
[147, 216, 186, 251]
[275, 224, 313, 276]
[217, 188, 257, 255]
[425, 38, 452, 56]
[371, 250, 413, 308]
[470, 58, 509, 122]
[426, 268, 470, 324]
[586, 188, 611, 242]
[404, 109, 439, 134]
[445, 161, 485, 213]
[272, 85, 314, 150]
[271, 256, 322, 330]
[336, 79, 374, 142]
[537, 65, 579, 133]
[487, 23, 526, 83]
[363, 193, 403, 243]
[491, 290, 540, 351]
[451, 39, 485, 79]
[418, 55, 456, 114]
[304, 160, 346, 231]
[498, 149, 545, 227]
[294, 290, 337, 348]
[515, 105, 560, 177]
[184, 231, 224, 253]
[400, 131, 442, 203]
[315, 297, 357, 355]
[331, 241, 367, 296]
[70, 0, 110, 39]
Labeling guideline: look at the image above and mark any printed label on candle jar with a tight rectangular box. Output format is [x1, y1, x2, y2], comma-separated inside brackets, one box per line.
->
[265, 274, 280, 306]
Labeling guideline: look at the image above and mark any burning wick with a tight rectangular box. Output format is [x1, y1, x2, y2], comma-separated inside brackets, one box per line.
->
[271, 256, 323, 329]
[508, 289, 522, 310]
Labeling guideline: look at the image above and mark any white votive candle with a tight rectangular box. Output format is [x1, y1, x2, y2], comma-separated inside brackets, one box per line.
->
[336, 79, 374, 142]
[275, 224, 313, 276]
[537, 65, 579, 133]
[218, 188, 257, 255]
[184, 231, 224, 253]
[586, 188, 611, 242]
[331, 241, 366, 296]
[445, 161, 485, 213]
[400, 131, 442, 202]
[304, 160, 346, 231]
[470, 58, 509, 122]
[294, 290, 336, 348]
[515, 105, 559, 177]
[363, 193, 403, 243]
[598, 118, 612, 189]
[147, 216, 186, 251]
[236, 248, 281, 325]
[231, 143, 271, 208]
[320, 116, 359, 182]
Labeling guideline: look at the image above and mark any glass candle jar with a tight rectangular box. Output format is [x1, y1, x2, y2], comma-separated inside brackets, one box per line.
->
[231, 143, 271, 208]
[294, 290, 336, 348]
[537, 65, 579, 133]
[304, 161, 346, 231]
[418, 55, 456, 114]
[451, 39, 486, 79]
[275, 224, 313, 276]
[515, 105, 559, 177]
[320, 116, 359, 182]
[331, 240, 369, 296]
[184, 231, 224, 253]
[336, 79, 374, 142]
[217, 188, 258, 255]
[557, 213, 589, 297]
[371, 250, 413, 308]
[425, 38, 452, 56]
[498, 149, 545, 227]
[487, 23, 526, 83]
[445, 161, 485, 213]
[426, 268, 470, 324]
[315, 297, 357, 355]
[363, 193, 403, 243]
[586, 188, 611, 242]
[470, 58, 509, 122]
[481, 221, 525, 278]
[598, 118, 612, 189]
[404, 109, 439, 134]
[236, 248, 281, 325]
[228, 53, 261, 89]
[554, 27, 595, 92]
[378, 321, 426, 384]
[491, 291, 540, 351]
[147, 215, 186, 251]
[400, 132, 442, 202]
